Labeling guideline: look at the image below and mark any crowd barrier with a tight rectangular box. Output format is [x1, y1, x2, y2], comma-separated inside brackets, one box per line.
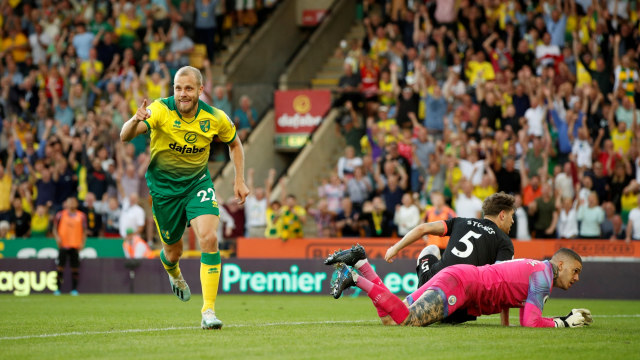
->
[236, 238, 640, 259]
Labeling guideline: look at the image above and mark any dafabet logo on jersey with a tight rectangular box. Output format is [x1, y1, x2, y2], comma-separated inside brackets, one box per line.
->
[169, 143, 207, 154]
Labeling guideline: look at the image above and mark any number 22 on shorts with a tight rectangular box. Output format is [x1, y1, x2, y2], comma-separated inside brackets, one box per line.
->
[197, 188, 217, 204]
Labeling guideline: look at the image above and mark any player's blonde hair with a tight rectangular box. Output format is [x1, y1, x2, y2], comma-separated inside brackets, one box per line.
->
[175, 66, 203, 87]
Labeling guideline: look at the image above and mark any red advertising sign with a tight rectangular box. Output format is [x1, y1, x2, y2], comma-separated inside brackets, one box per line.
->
[301, 9, 327, 26]
[274, 90, 331, 150]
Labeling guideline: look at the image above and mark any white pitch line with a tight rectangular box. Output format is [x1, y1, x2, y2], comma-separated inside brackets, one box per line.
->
[2, 315, 639, 341]
[0, 320, 378, 341]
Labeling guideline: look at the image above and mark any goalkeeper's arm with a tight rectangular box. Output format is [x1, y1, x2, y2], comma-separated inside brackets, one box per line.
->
[553, 309, 593, 328]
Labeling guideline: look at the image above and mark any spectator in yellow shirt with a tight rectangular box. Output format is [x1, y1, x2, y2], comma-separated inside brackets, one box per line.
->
[115, 3, 141, 48]
[608, 95, 636, 155]
[466, 51, 495, 87]
[31, 204, 50, 237]
[1, 27, 29, 67]
[80, 48, 104, 85]
[0, 147, 14, 221]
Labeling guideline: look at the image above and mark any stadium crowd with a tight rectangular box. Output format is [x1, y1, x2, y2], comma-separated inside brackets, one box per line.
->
[0, 0, 274, 245]
[256, 0, 640, 246]
[3, 0, 640, 251]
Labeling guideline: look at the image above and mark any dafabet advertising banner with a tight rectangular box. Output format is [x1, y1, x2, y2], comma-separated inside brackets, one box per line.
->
[274, 90, 331, 150]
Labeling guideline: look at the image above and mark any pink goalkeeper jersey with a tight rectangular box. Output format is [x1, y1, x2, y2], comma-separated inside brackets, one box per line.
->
[452, 259, 556, 327]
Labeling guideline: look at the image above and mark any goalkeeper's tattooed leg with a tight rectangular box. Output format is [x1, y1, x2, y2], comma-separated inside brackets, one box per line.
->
[402, 290, 446, 326]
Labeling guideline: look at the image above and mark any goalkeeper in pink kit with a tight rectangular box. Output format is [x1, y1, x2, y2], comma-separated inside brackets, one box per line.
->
[329, 247, 593, 328]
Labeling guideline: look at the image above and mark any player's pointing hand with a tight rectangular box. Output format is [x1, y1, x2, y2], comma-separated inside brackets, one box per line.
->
[135, 99, 150, 122]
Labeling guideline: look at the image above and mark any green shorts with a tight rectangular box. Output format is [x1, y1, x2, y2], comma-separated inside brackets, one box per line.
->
[152, 178, 220, 245]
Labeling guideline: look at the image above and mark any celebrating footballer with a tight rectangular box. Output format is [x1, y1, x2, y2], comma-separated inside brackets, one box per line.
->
[121, 65, 249, 329]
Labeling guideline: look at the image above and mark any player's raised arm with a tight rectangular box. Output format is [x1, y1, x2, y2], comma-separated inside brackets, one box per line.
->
[121, 99, 151, 142]
[385, 221, 446, 262]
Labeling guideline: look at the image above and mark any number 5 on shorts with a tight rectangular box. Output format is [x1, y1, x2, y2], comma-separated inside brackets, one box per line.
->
[197, 188, 217, 203]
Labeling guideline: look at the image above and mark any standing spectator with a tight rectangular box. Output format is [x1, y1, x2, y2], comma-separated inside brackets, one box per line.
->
[72, 22, 95, 61]
[307, 199, 335, 237]
[81, 192, 103, 237]
[34, 167, 56, 209]
[335, 197, 360, 237]
[528, 183, 557, 239]
[601, 201, 625, 241]
[496, 156, 521, 195]
[337, 146, 363, 180]
[244, 168, 267, 238]
[473, 165, 498, 202]
[411, 125, 435, 192]
[535, 32, 560, 75]
[520, 158, 542, 208]
[609, 96, 636, 155]
[543, 0, 568, 47]
[422, 85, 447, 135]
[584, 162, 608, 208]
[169, 23, 195, 67]
[234, 95, 258, 142]
[194, 0, 219, 62]
[556, 197, 578, 239]
[554, 162, 575, 200]
[53, 197, 87, 296]
[115, 3, 142, 49]
[102, 196, 121, 237]
[212, 85, 233, 117]
[2, 27, 29, 70]
[422, 160, 446, 201]
[626, 196, 640, 242]
[223, 197, 246, 239]
[345, 166, 372, 211]
[577, 192, 605, 239]
[318, 173, 345, 215]
[29, 24, 52, 66]
[334, 64, 362, 108]
[571, 127, 593, 170]
[53, 158, 78, 213]
[279, 179, 306, 241]
[361, 196, 391, 237]
[453, 179, 483, 219]
[9, 196, 31, 238]
[423, 191, 456, 251]
[0, 148, 14, 222]
[524, 95, 548, 137]
[30, 204, 50, 237]
[510, 194, 531, 241]
[393, 193, 420, 237]
[338, 102, 365, 156]
[119, 193, 146, 239]
[608, 161, 633, 213]
[87, 158, 110, 202]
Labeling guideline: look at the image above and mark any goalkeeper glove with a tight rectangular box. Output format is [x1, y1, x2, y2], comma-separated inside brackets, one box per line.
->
[553, 309, 591, 328]
[572, 308, 593, 325]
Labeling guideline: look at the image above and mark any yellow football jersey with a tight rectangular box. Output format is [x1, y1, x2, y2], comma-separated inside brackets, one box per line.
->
[143, 96, 236, 197]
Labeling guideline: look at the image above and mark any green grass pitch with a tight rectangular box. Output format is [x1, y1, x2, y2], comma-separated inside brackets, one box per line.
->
[1, 294, 639, 359]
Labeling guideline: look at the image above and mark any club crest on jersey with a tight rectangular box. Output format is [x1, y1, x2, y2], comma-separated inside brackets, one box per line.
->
[173, 120, 181, 128]
[200, 119, 210, 132]
[448, 295, 457, 306]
